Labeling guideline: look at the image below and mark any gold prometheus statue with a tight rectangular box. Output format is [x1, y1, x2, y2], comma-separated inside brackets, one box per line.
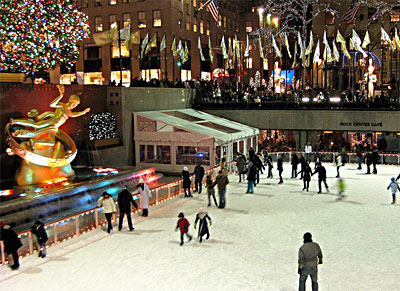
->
[5, 85, 90, 185]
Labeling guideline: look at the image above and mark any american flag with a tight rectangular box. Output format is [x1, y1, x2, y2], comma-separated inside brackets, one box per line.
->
[206, 0, 219, 25]
[340, 0, 360, 22]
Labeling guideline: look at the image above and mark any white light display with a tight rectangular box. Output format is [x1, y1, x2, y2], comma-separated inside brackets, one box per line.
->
[89, 112, 117, 140]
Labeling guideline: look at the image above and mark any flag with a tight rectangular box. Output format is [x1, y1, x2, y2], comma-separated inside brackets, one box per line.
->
[198, 36, 206, 61]
[258, 33, 264, 59]
[284, 33, 292, 58]
[160, 34, 166, 53]
[130, 30, 140, 45]
[140, 32, 149, 58]
[341, 0, 360, 22]
[93, 26, 118, 46]
[235, 34, 241, 62]
[119, 25, 130, 40]
[244, 34, 250, 57]
[171, 37, 178, 58]
[208, 35, 214, 63]
[313, 40, 320, 63]
[362, 30, 370, 49]
[352, 29, 367, 58]
[298, 31, 305, 61]
[336, 30, 351, 59]
[228, 37, 233, 58]
[206, 0, 219, 25]
[145, 34, 157, 55]
[272, 34, 282, 58]
[395, 29, 400, 49]
[323, 30, 334, 63]
[177, 39, 185, 59]
[182, 41, 189, 63]
[291, 41, 298, 68]
[381, 27, 394, 51]
[305, 31, 314, 55]
[221, 35, 228, 59]
[332, 41, 340, 62]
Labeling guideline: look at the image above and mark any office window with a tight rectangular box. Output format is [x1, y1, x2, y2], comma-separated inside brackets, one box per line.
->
[227, 18, 230, 30]
[246, 21, 252, 33]
[153, 10, 161, 27]
[368, 8, 377, 23]
[391, 7, 400, 22]
[223, 16, 226, 28]
[193, 18, 197, 32]
[123, 0, 130, 2]
[185, 0, 190, 4]
[109, 14, 117, 28]
[218, 15, 222, 27]
[193, 0, 197, 7]
[186, 14, 190, 30]
[95, 0, 102, 7]
[138, 11, 146, 28]
[179, 12, 183, 29]
[200, 19, 204, 34]
[246, 58, 252, 69]
[109, 0, 116, 4]
[206, 21, 210, 36]
[123, 13, 131, 27]
[95, 16, 103, 32]
[81, 0, 88, 8]
[325, 12, 334, 25]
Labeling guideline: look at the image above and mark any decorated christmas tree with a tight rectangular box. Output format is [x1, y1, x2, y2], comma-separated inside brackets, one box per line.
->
[0, 0, 90, 75]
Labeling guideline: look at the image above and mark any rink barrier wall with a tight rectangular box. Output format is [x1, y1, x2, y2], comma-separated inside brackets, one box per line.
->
[0, 162, 236, 266]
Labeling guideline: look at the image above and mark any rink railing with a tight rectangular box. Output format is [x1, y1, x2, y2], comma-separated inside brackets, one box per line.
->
[0, 162, 236, 266]
[264, 151, 400, 165]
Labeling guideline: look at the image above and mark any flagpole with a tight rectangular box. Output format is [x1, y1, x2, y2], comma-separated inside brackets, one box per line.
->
[173, 35, 175, 82]
[118, 21, 123, 86]
[156, 31, 160, 79]
[164, 32, 168, 80]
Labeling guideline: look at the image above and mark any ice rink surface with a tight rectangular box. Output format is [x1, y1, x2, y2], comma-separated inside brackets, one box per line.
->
[1, 163, 400, 291]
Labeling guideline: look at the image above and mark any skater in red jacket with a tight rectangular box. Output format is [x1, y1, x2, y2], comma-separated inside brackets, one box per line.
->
[176, 212, 193, 246]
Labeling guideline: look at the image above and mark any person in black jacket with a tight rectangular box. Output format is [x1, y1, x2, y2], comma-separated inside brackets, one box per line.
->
[117, 186, 138, 231]
[192, 162, 205, 194]
[194, 208, 212, 243]
[182, 167, 193, 197]
[31, 220, 48, 258]
[299, 163, 312, 191]
[313, 162, 329, 193]
[291, 152, 299, 178]
[0, 221, 22, 270]
[246, 161, 257, 193]
[365, 151, 373, 174]
[267, 155, 273, 178]
[253, 154, 265, 186]
[298, 154, 306, 179]
[372, 146, 379, 174]
[277, 155, 284, 184]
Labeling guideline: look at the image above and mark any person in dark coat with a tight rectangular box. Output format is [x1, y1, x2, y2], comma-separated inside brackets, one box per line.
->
[248, 147, 255, 162]
[313, 163, 329, 194]
[372, 146, 379, 174]
[267, 155, 273, 178]
[291, 153, 299, 178]
[356, 145, 363, 170]
[299, 163, 312, 191]
[182, 167, 193, 197]
[213, 170, 229, 208]
[117, 186, 138, 231]
[0, 221, 22, 270]
[176, 212, 192, 246]
[253, 153, 265, 185]
[298, 154, 306, 179]
[246, 161, 257, 194]
[31, 220, 48, 258]
[194, 208, 212, 243]
[365, 151, 373, 174]
[206, 175, 218, 207]
[277, 155, 284, 184]
[192, 162, 205, 194]
[235, 154, 246, 182]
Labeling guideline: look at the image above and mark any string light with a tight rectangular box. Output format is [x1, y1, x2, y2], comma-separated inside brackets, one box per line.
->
[0, 0, 90, 75]
[89, 113, 117, 141]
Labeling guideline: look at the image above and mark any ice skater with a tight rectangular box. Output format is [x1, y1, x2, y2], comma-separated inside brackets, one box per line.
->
[182, 167, 193, 197]
[192, 162, 205, 193]
[298, 232, 323, 291]
[31, 220, 48, 258]
[372, 146, 379, 174]
[266, 155, 273, 178]
[387, 177, 400, 204]
[298, 163, 312, 192]
[206, 175, 218, 207]
[97, 192, 116, 233]
[194, 208, 212, 243]
[176, 212, 192, 246]
[365, 151, 372, 174]
[277, 155, 283, 184]
[246, 161, 257, 194]
[291, 152, 299, 178]
[298, 154, 306, 179]
[313, 163, 329, 194]
[0, 221, 23, 270]
[117, 185, 138, 231]
[214, 170, 229, 209]
[235, 153, 246, 183]
[335, 152, 342, 178]
[336, 178, 346, 200]
[132, 178, 152, 217]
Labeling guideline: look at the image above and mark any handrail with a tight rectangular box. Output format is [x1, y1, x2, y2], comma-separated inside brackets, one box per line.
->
[1, 161, 236, 265]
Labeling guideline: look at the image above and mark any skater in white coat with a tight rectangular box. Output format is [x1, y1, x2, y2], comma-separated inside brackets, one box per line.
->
[133, 178, 152, 217]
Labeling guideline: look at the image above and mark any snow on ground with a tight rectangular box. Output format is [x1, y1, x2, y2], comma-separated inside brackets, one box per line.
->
[1, 163, 400, 291]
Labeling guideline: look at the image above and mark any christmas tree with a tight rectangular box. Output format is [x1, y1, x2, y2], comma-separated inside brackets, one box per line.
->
[0, 0, 90, 75]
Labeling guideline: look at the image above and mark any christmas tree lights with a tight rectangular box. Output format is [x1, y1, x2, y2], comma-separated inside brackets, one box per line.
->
[0, 0, 90, 75]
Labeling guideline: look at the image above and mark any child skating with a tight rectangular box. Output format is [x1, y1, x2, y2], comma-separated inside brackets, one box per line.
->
[194, 208, 212, 243]
[387, 177, 400, 204]
[176, 212, 192, 246]
[336, 178, 346, 200]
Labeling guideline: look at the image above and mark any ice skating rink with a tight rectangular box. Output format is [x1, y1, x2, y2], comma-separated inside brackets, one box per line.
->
[1, 163, 400, 291]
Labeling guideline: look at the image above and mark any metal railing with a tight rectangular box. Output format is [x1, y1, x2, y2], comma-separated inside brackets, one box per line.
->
[0, 162, 236, 265]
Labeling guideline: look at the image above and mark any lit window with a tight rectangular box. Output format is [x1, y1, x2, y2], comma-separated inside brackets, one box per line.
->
[263, 59, 268, 70]
[325, 12, 335, 25]
[111, 42, 130, 58]
[193, 0, 197, 7]
[206, 21, 210, 35]
[200, 19, 204, 34]
[224, 16, 226, 28]
[153, 10, 161, 27]
[247, 58, 252, 69]
[186, 14, 190, 30]
[123, 13, 131, 27]
[193, 18, 197, 32]
[246, 21, 252, 33]
[109, 0, 116, 5]
[122, 0, 130, 3]
[218, 15, 222, 27]
[391, 7, 400, 22]
[95, 16, 103, 32]
[95, 0, 102, 7]
[138, 11, 146, 28]
[109, 14, 117, 29]
[179, 11, 183, 29]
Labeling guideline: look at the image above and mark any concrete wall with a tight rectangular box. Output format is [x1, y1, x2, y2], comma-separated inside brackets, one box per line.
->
[204, 110, 400, 132]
